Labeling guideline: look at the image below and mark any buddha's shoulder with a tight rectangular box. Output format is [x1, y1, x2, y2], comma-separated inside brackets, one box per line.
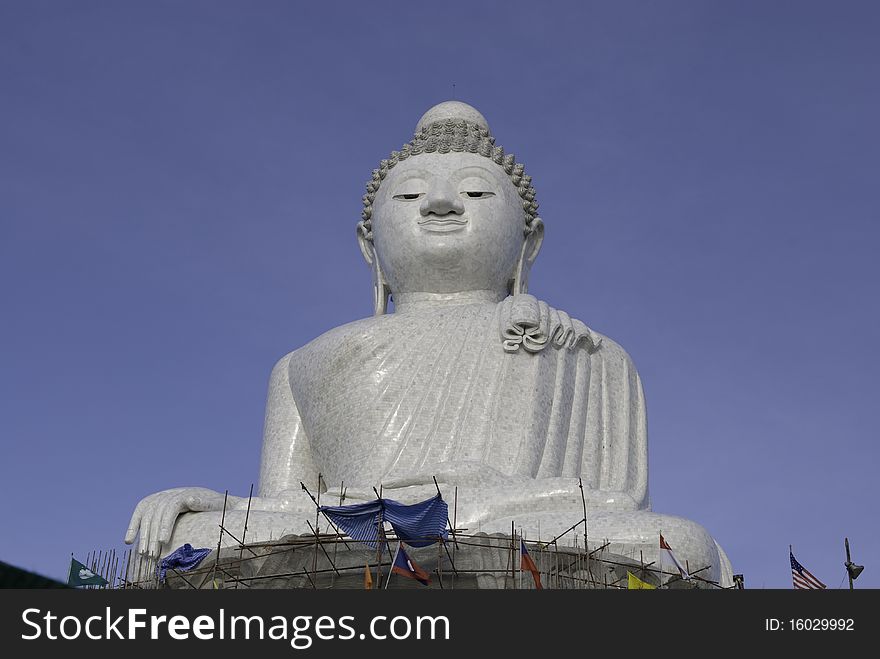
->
[588, 329, 639, 369]
[500, 294, 637, 366]
[530, 297, 638, 370]
[555, 316, 637, 369]
[270, 313, 416, 372]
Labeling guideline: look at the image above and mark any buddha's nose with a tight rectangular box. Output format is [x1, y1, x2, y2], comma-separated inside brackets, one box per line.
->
[420, 180, 465, 216]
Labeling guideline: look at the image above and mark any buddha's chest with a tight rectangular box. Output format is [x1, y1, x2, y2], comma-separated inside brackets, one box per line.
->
[284, 309, 586, 486]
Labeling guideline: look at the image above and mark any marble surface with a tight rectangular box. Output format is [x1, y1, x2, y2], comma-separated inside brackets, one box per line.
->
[125, 101, 734, 587]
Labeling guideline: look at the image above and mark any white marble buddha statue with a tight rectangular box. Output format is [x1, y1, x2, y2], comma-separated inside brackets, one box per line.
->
[125, 101, 733, 586]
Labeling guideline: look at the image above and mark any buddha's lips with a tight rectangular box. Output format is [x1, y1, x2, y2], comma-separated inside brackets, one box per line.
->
[417, 217, 467, 226]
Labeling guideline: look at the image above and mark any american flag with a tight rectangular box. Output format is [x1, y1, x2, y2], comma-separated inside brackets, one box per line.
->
[790, 550, 826, 589]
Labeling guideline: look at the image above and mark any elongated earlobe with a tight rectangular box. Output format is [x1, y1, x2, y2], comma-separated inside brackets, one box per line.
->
[371, 257, 390, 316]
[357, 226, 390, 315]
[512, 218, 544, 295]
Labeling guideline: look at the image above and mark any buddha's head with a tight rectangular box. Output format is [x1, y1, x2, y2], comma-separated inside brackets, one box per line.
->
[357, 101, 543, 314]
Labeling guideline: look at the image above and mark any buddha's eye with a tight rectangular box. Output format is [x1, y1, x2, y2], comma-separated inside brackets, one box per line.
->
[462, 191, 495, 199]
[393, 193, 424, 201]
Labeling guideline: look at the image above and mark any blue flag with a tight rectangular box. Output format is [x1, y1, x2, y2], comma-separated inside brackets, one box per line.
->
[156, 543, 212, 581]
[320, 494, 448, 548]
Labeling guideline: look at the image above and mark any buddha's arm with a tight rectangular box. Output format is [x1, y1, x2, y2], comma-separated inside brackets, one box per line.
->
[247, 352, 320, 508]
[461, 337, 649, 516]
[584, 340, 649, 510]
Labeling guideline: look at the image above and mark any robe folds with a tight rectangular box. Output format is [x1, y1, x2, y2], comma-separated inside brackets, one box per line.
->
[259, 295, 649, 512]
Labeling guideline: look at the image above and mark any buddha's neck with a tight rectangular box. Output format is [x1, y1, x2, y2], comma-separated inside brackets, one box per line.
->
[392, 290, 506, 314]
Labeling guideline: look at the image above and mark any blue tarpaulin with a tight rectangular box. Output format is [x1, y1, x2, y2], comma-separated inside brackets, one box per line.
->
[320, 494, 448, 548]
[156, 543, 212, 581]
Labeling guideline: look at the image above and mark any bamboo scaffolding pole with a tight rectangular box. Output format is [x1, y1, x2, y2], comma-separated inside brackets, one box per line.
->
[331, 481, 345, 588]
[102, 550, 110, 589]
[372, 486, 385, 589]
[306, 519, 341, 576]
[169, 567, 199, 589]
[303, 567, 317, 589]
[93, 550, 102, 589]
[452, 486, 458, 590]
[235, 484, 254, 589]
[311, 474, 324, 587]
[124, 549, 132, 589]
[432, 476, 458, 550]
[212, 490, 229, 586]
[300, 481, 353, 550]
[217, 524, 261, 557]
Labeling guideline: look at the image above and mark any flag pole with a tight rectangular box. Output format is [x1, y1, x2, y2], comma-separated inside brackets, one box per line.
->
[660, 529, 666, 588]
[578, 477, 589, 553]
[519, 528, 523, 590]
[845, 538, 853, 590]
[511, 520, 516, 589]
[385, 542, 401, 590]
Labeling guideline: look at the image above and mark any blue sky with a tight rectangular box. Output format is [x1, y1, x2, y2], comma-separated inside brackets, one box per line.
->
[1, 0, 878, 589]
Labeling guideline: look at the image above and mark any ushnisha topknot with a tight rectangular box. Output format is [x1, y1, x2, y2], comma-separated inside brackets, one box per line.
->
[358, 101, 540, 242]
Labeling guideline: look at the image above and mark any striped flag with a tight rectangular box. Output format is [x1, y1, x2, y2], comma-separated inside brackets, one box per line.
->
[321, 494, 448, 549]
[790, 550, 826, 590]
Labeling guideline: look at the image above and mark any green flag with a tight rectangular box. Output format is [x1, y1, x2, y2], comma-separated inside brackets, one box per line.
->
[67, 558, 109, 587]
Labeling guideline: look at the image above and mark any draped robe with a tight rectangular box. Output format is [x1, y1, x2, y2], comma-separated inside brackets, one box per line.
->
[258, 296, 649, 515]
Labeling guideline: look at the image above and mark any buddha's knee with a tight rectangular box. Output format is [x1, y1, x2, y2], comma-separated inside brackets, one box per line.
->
[590, 510, 727, 583]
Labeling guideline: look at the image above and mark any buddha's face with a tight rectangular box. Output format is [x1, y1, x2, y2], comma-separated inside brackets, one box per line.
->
[370, 152, 528, 297]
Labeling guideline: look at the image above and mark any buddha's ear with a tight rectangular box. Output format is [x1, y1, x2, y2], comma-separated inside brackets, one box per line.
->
[357, 222, 374, 266]
[512, 218, 544, 296]
[357, 226, 390, 315]
[523, 218, 544, 266]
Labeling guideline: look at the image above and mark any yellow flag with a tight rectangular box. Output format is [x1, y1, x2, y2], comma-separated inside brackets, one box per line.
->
[364, 563, 373, 590]
[627, 571, 656, 590]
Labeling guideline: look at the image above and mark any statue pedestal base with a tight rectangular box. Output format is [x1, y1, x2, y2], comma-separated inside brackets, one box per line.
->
[159, 532, 720, 590]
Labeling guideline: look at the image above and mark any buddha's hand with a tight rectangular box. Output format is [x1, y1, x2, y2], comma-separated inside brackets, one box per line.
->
[125, 487, 233, 559]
